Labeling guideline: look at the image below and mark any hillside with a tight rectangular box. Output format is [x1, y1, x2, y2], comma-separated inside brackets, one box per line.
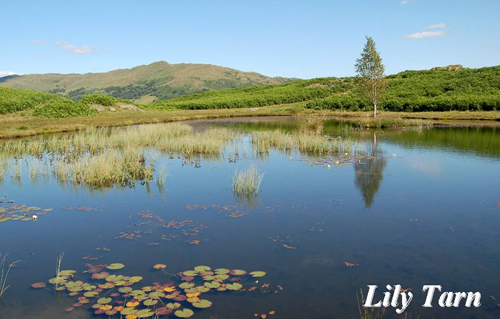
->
[0, 87, 138, 118]
[0, 61, 292, 102]
[149, 65, 500, 112]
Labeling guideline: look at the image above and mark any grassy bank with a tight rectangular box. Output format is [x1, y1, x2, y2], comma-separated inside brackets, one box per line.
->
[1, 105, 499, 139]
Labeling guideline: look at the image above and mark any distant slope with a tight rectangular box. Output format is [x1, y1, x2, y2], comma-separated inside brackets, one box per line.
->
[0, 61, 293, 102]
[0, 87, 138, 118]
[149, 65, 500, 112]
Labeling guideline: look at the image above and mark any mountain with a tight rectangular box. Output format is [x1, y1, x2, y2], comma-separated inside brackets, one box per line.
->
[0, 61, 292, 103]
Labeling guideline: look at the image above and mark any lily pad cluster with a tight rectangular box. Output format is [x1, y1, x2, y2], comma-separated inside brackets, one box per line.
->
[0, 199, 52, 223]
[34, 262, 267, 318]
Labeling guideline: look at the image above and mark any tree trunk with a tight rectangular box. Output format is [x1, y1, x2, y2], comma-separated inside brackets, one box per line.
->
[373, 102, 377, 117]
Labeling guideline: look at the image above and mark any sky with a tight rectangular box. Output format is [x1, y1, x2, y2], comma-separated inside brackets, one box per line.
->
[1, 0, 499, 79]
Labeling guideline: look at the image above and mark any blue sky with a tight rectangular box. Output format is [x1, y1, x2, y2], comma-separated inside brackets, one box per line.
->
[1, 0, 499, 79]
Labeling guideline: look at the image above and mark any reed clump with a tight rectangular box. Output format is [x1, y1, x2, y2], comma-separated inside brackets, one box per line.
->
[233, 165, 264, 196]
[251, 130, 359, 155]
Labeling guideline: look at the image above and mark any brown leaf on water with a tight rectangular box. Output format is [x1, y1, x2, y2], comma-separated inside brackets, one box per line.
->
[277, 285, 283, 291]
[261, 315, 267, 319]
[269, 310, 276, 315]
[189, 240, 201, 245]
[283, 244, 296, 250]
[345, 262, 357, 268]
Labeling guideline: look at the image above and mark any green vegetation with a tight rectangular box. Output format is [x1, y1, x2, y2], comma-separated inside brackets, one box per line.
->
[355, 36, 386, 117]
[0, 61, 291, 101]
[307, 66, 500, 112]
[0, 252, 20, 298]
[233, 166, 264, 196]
[149, 78, 348, 110]
[147, 65, 500, 113]
[0, 87, 141, 118]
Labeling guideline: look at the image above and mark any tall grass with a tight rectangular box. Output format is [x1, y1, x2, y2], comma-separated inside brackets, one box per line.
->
[357, 289, 386, 319]
[233, 165, 264, 196]
[0, 252, 20, 298]
[251, 130, 359, 155]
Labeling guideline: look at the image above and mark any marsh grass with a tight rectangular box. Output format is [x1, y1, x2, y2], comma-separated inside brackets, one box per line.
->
[0, 124, 239, 189]
[233, 165, 264, 196]
[156, 165, 169, 190]
[251, 130, 360, 156]
[357, 289, 386, 319]
[0, 252, 20, 298]
[55, 252, 64, 291]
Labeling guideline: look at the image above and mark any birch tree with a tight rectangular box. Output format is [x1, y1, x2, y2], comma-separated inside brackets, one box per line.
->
[355, 36, 386, 117]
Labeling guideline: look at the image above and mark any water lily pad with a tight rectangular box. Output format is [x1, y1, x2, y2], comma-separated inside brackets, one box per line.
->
[179, 282, 194, 289]
[84, 291, 99, 298]
[97, 297, 112, 304]
[215, 268, 231, 275]
[92, 272, 110, 280]
[119, 287, 133, 293]
[182, 270, 198, 277]
[167, 302, 181, 309]
[136, 309, 155, 318]
[155, 307, 173, 316]
[31, 282, 46, 289]
[230, 269, 246, 276]
[193, 299, 212, 309]
[106, 263, 125, 270]
[154, 264, 167, 269]
[174, 308, 194, 318]
[204, 282, 221, 289]
[226, 283, 243, 291]
[249, 271, 267, 278]
[143, 299, 158, 306]
[121, 308, 137, 315]
[194, 265, 211, 272]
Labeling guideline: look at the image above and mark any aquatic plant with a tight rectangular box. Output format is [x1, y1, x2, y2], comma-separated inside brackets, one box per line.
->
[55, 252, 65, 291]
[156, 165, 169, 190]
[233, 165, 264, 196]
[0, 252, 20, 298]
[35, 262, 268, 318]
[357, 289, 386, 319]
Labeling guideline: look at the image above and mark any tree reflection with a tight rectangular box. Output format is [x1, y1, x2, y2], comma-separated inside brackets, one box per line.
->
[354, 132, 387, 208]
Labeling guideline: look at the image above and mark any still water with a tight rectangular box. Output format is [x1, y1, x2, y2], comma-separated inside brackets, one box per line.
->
[1, 118, 499, 319]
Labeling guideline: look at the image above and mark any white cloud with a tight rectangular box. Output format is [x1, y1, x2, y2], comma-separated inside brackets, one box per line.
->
[55, 42, 94, 54]
[405, 31, 447, 39]
[425, 22, 446, 29]
[401, 0, 411, 4]
[0, 71, 18, 78]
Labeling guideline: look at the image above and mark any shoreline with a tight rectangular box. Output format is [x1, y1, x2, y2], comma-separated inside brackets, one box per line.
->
[1, 106, 499, 139]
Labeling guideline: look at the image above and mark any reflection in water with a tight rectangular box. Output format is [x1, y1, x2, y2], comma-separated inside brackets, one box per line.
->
[354, 133, 387, 208]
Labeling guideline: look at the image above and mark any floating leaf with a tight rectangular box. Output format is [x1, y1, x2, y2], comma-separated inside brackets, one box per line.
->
[92, 272, 110, 280]
[107, 263, 125, 270]
[121, 308, 137, 315]
[155, 307, 173, 316]
[249, 271, 267, 278]
[97, 297, 112, 304]
[182, 270, 198, 277]
[174, 309, 194, 318]
[167, 302, 181, 309]
[204, 282, 221, 289]
[143, 299, 158, 306]
[119, 287, 133, 293]
[31, 282, 46, 289]
[230, 269, 246, 276]
[136, 309, 155, 318]
[154, 264, 167, 270]
[214, 268, 230, 274]
[179, 282, 194, 289]
[129, 276, 143, 283]
[194, 265, 211, 272]
[84, 291, 99, 298]
[192, 299, 212, 309]
[226, 283, 243, 291]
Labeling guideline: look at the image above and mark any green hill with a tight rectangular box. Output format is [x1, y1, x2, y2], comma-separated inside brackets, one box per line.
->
[149, 65, 500, 112]
[0, 61, 292, 102]
[0, 87, 136, 118]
